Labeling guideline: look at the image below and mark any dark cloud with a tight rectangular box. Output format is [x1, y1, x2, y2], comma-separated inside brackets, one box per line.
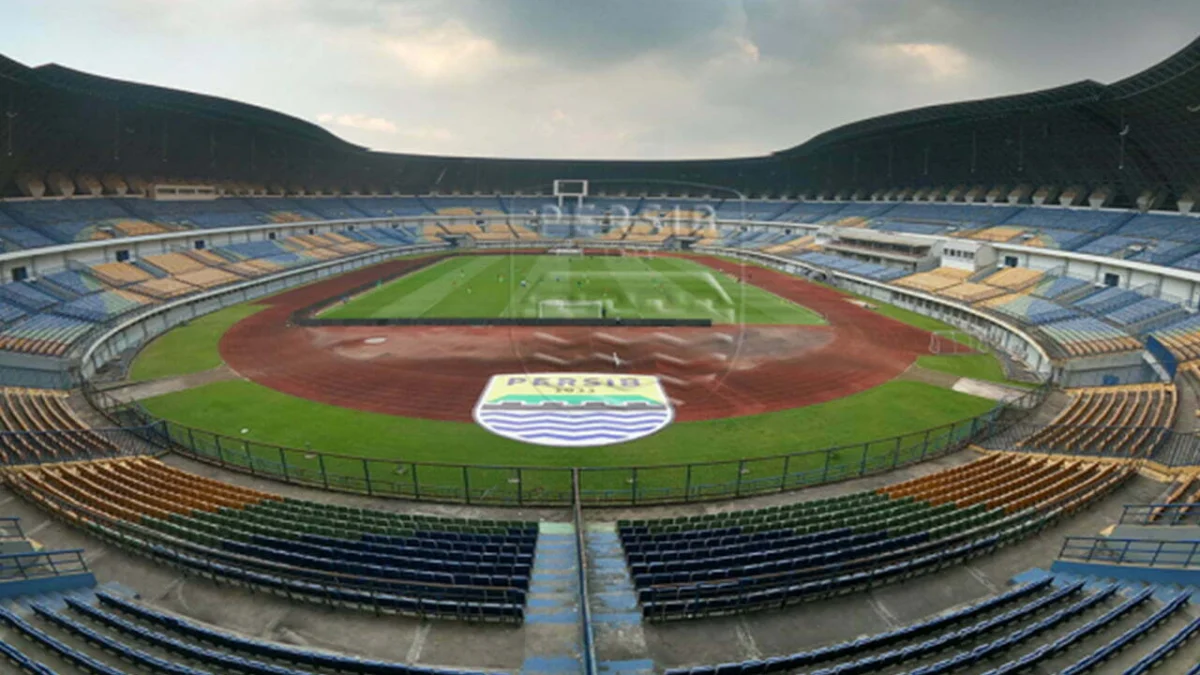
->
[1, 0, 1197, 159]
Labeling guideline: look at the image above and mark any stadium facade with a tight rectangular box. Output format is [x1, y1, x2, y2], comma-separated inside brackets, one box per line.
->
[2, 36, 1199, 204]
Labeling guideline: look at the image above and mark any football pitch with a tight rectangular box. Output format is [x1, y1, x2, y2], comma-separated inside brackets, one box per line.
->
[320, 254, 826, 325]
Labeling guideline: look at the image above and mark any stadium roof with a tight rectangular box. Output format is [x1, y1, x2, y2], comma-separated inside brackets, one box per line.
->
[1, 34, 1199, 201]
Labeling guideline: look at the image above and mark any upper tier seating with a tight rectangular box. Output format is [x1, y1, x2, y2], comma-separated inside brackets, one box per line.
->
[0, 199, 136, 244]
[981, 267, 1043, 291]
[1030, 275, 1092, 301]
[0, 208, 58, 250]
[1004, 208, 1130, 233]
[791, 252, 909, 282]
[1019, 383, 1177, 457]
[894, 267, 972, 293]
[1115, 212, 1200, 243]
[1071, 286, 1146, 315]
[620, 453, 1130, 620]
[6, 457, 536, 622]
[1107, 296, 1186, 330]
[938, 282, 1007, 304]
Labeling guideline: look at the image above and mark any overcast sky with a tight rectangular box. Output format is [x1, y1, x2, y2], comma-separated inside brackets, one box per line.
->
[2, 1, 1198, 160]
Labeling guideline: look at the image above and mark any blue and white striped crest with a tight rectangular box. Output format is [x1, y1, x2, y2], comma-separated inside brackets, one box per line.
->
[473, 373, 674, 447]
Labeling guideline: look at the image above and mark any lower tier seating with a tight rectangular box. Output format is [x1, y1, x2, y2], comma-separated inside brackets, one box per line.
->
[663, 575, 1200, 675]
[620, 453, 1131, 620]
[1019, 383, 1177, 457]
[0, 388, 127, 465]
[4, 457, 535, 622]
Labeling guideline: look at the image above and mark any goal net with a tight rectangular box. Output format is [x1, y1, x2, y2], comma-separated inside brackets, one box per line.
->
[537, 299, 605, 319]
[549, 247, 584, 256]
[929, 329, 988, 355]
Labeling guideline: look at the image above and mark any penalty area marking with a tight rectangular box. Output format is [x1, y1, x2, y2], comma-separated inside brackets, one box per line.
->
[552, 270, 734, 306]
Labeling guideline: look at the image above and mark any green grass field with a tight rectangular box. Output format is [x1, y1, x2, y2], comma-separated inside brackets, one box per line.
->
[129, 305, 267, 382]
[322, 255, 825, 325]
[126, 252, 1013, 500]
[140, 379, 996, 499]
[917, 354, 1038, 388]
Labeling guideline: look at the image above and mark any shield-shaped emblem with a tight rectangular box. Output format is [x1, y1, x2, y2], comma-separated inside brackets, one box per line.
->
[473, 373, 674, 447]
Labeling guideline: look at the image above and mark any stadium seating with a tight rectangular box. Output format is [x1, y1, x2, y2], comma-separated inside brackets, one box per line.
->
[0, 314, 94, 357]
[0, 520, 500, 675]
[663, 575, 1199, 675]
[1029, 276, 1093, 301]
[1018, 383, 1177, 457]
[981, 267, 1043, 291]
[1149, 313, 1200, 361]
[1071, 286, 1146, 315]
[620, 453, 1130, 620]
[893, 267, 972, 293]
[0, 388, 128, 465]
[790, 252, 909, 282]
[1106, 296, 1186, 330]
[1036, 316, 1144, 358]
[6, 457, 536, 621]
[938, 281, 1007, 303]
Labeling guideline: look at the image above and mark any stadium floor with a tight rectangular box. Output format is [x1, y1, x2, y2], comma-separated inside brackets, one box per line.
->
[219, 253, 941, 423]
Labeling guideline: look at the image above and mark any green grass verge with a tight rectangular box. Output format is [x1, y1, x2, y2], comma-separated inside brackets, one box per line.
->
[129, 304, 267, 382]
[140, 379, 995, 498]
[917, 354, 1037, 388]
[323, 254, 824, 325]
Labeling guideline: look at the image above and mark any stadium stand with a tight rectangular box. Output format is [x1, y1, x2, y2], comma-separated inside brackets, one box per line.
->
[893, 267, 973, 293]
[662, 573, 1200, 675]
[1018, 384, 1177, 457]
[6, 456, 536, 621]
[981, 267, 1043, 292]
[1030, 276, 1094, 302]
[1036, 316, 1145, 358]
[1149, 314, 1200, 361]
[0, 388, 129, 465]
[620, 453, 1130, 620]
[938, 282, 1007, 303]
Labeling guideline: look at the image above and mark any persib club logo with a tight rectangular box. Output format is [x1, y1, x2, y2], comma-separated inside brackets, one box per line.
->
[474, 373, 674, 447]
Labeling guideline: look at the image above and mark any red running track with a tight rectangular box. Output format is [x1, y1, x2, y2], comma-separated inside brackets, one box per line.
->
[220, 253, 941, 422]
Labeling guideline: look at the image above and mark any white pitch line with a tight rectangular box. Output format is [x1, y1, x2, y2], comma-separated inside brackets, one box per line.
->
[657, 374, 691, 387]
[592, 332, 632, 346]
[650, 332, 688, 345]
[528, 353, 569, 365]
[532, 332, 572, 345]
[701, 272, 734, 305]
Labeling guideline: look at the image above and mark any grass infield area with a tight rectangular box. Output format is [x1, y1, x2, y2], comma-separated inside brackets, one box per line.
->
[126, 252, 1021, 499]
[141, 379, 996, 498]
[321, 254, 826, 324]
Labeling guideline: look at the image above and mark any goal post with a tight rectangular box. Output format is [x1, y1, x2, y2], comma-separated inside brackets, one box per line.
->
[929, 329, 988, 355]
[537, 298, 605, 319]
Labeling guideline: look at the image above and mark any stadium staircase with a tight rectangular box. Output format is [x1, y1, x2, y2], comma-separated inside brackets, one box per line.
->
[522, 522, 584, 675]
[584, 523, 654, 675]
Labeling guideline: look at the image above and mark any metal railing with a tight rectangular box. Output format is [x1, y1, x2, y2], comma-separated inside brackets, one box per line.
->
[82, 379, 1049, 507]
[0, 518, 25, 541]
[0, 549, 90, 582]
[1119, 503, 1200, 526]
[1059, 536, 1200, 568]
[572, 470, 597, 675]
